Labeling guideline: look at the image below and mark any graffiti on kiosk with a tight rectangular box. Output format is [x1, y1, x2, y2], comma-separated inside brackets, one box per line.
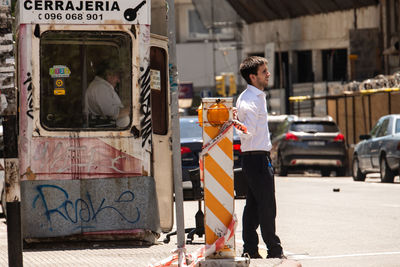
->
[31, 140, 141, 175]
[139, 66, 152, 147]
[24, 72, 33, 119]
[32, 184, 140, 231]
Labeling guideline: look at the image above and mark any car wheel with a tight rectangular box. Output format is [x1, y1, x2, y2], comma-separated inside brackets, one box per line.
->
[278, 154, 288, 176]
[321, 168, 331, 177]
[380, 156, 395, 183]
[352, 156, 366, 181]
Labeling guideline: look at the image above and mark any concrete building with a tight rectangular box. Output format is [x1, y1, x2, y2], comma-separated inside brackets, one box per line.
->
[174, 0, 243, 111]
[174, 0, 400, 115]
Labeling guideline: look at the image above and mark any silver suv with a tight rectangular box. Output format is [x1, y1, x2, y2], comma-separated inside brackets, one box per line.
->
[270, 116, 347, 176]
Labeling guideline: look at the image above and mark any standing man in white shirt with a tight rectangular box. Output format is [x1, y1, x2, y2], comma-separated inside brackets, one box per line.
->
[236, 56, 284, 259]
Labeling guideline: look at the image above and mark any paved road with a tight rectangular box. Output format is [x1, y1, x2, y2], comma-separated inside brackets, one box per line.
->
[171, 173, 400, 266]
[272, 173, 400, 267]
[0, 173, 399, 266]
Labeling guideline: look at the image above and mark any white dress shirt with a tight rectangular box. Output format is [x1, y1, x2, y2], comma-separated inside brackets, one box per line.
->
[85, 76, 124, 120]
[236, 85, 271, 152]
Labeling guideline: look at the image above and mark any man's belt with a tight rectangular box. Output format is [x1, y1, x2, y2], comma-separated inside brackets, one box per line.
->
[241, 150, 270, 157]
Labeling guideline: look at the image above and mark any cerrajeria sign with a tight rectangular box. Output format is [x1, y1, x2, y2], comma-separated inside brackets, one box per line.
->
[18, 0, 150, 24]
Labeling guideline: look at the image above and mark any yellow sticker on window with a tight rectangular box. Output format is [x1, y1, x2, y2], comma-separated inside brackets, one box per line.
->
[54, 89, 65, 95]
[55, 79, 64, 87]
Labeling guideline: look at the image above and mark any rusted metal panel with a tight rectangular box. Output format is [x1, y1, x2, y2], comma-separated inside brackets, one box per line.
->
[21, 176, 160, 238]
[21, 137, 143, 180]
[19, 23, 152, 179]
[150, 35, 173, 232]
[138, 24, 152, 175]
[14, 2, 174, 242]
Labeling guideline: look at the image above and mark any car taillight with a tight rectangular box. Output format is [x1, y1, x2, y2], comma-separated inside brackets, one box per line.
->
[181, 146, 191, 155]
[285, 132, 299, 141]
[334, 133, 345, 142]
[233, 144, 241, 152]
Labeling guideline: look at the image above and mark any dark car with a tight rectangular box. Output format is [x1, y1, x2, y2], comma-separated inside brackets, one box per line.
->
[180, 116, 242, 190]
[270, 116, 347, 177]
[352, 114, 400, 183]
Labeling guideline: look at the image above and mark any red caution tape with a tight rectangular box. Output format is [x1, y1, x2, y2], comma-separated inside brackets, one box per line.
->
[149, 215, 238, 267]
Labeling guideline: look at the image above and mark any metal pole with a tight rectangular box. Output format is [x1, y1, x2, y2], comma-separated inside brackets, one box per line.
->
[335, 98, 339, 125]
[211, 1, 216, 92]
[276, 32, 283, 89]
[4, 116, 23, 267]
[368, 94, 372, 130]
[166, 0, 186, 252]
[236, 22, 243, 90]
[0, 3, 23, 266]
[352, 95, 356, 144]
[344, 94, 349, 147]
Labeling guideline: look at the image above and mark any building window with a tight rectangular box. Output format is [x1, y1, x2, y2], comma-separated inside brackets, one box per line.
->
[274, 52, 289, 88]
[322, 49, 347, 81]
[297, 50, 313, 83]
[150, 46, 168, 135]
[188, 9, 209, 39]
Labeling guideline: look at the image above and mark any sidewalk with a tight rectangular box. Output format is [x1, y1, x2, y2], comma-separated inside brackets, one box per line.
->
[0, 217, 300, 266]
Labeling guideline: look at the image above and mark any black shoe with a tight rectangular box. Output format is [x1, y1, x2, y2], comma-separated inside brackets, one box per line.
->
[242, 252, 263, 259]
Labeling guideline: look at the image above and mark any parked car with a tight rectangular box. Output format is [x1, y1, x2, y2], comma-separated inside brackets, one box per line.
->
[352, 114, 400, 183]
[180, 116, 242, 190]
[270, 116, 347, 176]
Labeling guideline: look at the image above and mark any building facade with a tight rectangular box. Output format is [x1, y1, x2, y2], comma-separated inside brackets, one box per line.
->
[174, 0, 399, 115]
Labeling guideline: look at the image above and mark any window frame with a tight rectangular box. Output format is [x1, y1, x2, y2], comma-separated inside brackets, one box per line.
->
[39, 30, 133, 132]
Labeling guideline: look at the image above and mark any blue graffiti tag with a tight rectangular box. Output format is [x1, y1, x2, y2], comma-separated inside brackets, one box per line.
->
[32, 184, 140, 231]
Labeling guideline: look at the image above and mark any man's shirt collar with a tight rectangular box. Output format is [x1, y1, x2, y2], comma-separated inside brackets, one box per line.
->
[247, 84, 266, 97]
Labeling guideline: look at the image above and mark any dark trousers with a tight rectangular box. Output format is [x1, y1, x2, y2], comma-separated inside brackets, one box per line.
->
[242, 153, 283, 257]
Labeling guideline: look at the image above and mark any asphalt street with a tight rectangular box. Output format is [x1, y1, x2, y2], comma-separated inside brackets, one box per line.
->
[272, 173, 400, 266]
[0, 173, 399, 266]
[183, 173, 400, 266]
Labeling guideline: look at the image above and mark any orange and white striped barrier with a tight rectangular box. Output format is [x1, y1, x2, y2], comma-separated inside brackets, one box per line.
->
[149, 102, 249, 266]
[200, 98, 235, 258]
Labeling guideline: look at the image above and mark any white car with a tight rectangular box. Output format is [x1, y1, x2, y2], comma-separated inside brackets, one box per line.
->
[353, 114, 400, 183]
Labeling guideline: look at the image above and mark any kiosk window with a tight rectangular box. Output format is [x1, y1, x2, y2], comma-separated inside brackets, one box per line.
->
[150, 46, 168, 135]
[40, 31, 132, 130]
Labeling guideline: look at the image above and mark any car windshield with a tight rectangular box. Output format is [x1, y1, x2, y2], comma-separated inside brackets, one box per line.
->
[180, 118, 202, 139]
[396, 119, 400, 134]
[290, 121, 338, 133]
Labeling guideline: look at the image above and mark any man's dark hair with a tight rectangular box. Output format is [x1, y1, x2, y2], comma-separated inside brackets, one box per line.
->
[240, 56, 268, 85]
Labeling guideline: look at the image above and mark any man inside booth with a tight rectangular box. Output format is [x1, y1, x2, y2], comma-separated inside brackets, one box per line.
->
[84, 60, 130, 128]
